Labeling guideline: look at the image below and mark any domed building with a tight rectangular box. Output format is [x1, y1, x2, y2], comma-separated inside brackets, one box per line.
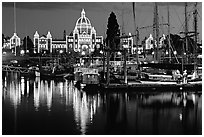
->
[34, 9, 103, 55]
[67, 9, 103, 55]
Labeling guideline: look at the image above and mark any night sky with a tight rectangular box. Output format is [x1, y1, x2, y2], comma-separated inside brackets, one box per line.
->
[2, 1, 202, 44]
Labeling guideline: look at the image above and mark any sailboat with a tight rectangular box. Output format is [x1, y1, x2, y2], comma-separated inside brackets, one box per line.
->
[138, 2, 202, 84]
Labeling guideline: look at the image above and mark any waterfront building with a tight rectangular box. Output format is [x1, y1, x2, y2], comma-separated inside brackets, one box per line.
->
[145, 34, 154, 50]
[3, 38, 11, 49]
[3, 33, 21, 55]
[34, 31, 67, 54]
[121, 33, 134, 54]
[33, 9, 103, 55]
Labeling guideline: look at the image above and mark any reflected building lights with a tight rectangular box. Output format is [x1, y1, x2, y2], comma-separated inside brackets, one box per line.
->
[191, 94, 196, 105]
[2, 73, 202, 135]
[26, 80, 29, 96]
[71, 87, 101, 134]
[179, 113, 182, 121]
[59, 82, 63, 96]
[34, 78, 40, 111]
[4, 76, 7, 87]
[21, 77, 25, 96]
[5, 73, 22, 110]
[47, 80, 53, 111]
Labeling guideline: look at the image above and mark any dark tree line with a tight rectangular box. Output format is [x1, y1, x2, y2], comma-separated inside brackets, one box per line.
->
[22, 36, 34, 54]
[106, 12, 120, 50]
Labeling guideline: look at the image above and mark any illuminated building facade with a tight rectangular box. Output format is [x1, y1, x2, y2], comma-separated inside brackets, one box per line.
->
[3, 33, 21, 55]
[34, 9, 103, 55]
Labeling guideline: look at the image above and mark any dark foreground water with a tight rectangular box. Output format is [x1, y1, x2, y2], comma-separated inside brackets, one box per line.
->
[2, 72, 202, 135]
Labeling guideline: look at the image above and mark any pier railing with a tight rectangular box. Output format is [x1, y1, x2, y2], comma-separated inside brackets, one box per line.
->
[2, 65, 30, 73]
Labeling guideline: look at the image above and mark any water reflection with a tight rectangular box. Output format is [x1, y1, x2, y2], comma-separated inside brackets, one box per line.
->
[3, 72, 22, 109]
[2, 72, 202, 135]
[2, 72, 102, 134]
[72, 89, 101, 134]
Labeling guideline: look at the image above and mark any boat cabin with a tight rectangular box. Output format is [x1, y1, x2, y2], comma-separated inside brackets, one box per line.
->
[74, 67, 83, 82]
[82, 68, 99, 85]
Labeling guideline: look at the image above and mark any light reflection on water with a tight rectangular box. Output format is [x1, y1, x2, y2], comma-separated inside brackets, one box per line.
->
[2, 72, 202, 135]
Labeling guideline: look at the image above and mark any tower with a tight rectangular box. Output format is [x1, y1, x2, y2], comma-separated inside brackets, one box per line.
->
[91, 27, 96, 52]
[47, 31, 52, 53]
[34, 31, 39, 53]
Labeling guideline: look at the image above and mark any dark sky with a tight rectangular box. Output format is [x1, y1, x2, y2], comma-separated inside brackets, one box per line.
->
[2, 2, 202, 43]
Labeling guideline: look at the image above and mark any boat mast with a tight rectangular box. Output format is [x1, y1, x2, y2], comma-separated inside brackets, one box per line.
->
[121, 3, 125, 36]
[167, 4, 172, 63]
[14, 2, 17, 56]
[193, 2, 198, 71]
[132, 2, 139, 66]
[184, 2, 188, 63]
[122, 3, 127, 84]
[153, 2, 159, 62]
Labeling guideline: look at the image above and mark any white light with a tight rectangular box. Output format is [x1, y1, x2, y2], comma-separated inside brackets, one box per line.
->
[20, 50, 25, 55]
[152, 51, 154, 55]
[123, 44, 128, 49]
[59, 50, 63, 54]
[179, 113, 182, 121]
[117, 51, 121, 55]
[174, 51, 177, 55]
[90, 49, 94, 52]
[81, 51, 85, 55]
[166, 51, 168, 55]
[100, 50, 103, 54]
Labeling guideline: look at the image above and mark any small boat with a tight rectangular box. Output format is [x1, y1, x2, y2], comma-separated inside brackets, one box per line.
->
[73, 67, 100, 91]
[81, 68, 100, 92]
[40, 65, 67, 79]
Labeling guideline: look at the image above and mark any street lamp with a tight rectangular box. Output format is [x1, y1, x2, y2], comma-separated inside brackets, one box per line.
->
[100, 50, 103, 54]
[90, 48, 94, 52]
[20, 50, 25, 56]
[59, 50, 63, 54]
[59, 50, 63, 64]
[81, 51, 85, 66]
[152, 51, 155, 55]
[81, 51, 85, 56]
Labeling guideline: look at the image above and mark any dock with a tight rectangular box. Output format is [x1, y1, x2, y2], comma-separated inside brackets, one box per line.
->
[100, 81, 202, 92]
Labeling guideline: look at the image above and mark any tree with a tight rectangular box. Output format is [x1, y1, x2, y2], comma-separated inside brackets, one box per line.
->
[2, 34, 5, 47]
[22, 36, 34, 54]
[106, 12, 120, 50]
[63, 30, 66, 40]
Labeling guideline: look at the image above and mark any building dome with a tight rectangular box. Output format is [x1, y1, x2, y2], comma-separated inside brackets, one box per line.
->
[75, 9, 92, 35]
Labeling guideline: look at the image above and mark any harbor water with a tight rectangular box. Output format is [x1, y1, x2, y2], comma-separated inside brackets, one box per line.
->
[2, 72, 202, 135]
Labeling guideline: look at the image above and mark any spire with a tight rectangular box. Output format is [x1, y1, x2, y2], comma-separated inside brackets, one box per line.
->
[47, 31, 52, 38]
[92, 27, 96, 33]
[34, 31, 39, 37]
[81, 9, 85, 17]
[14, 2, 16, 33]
